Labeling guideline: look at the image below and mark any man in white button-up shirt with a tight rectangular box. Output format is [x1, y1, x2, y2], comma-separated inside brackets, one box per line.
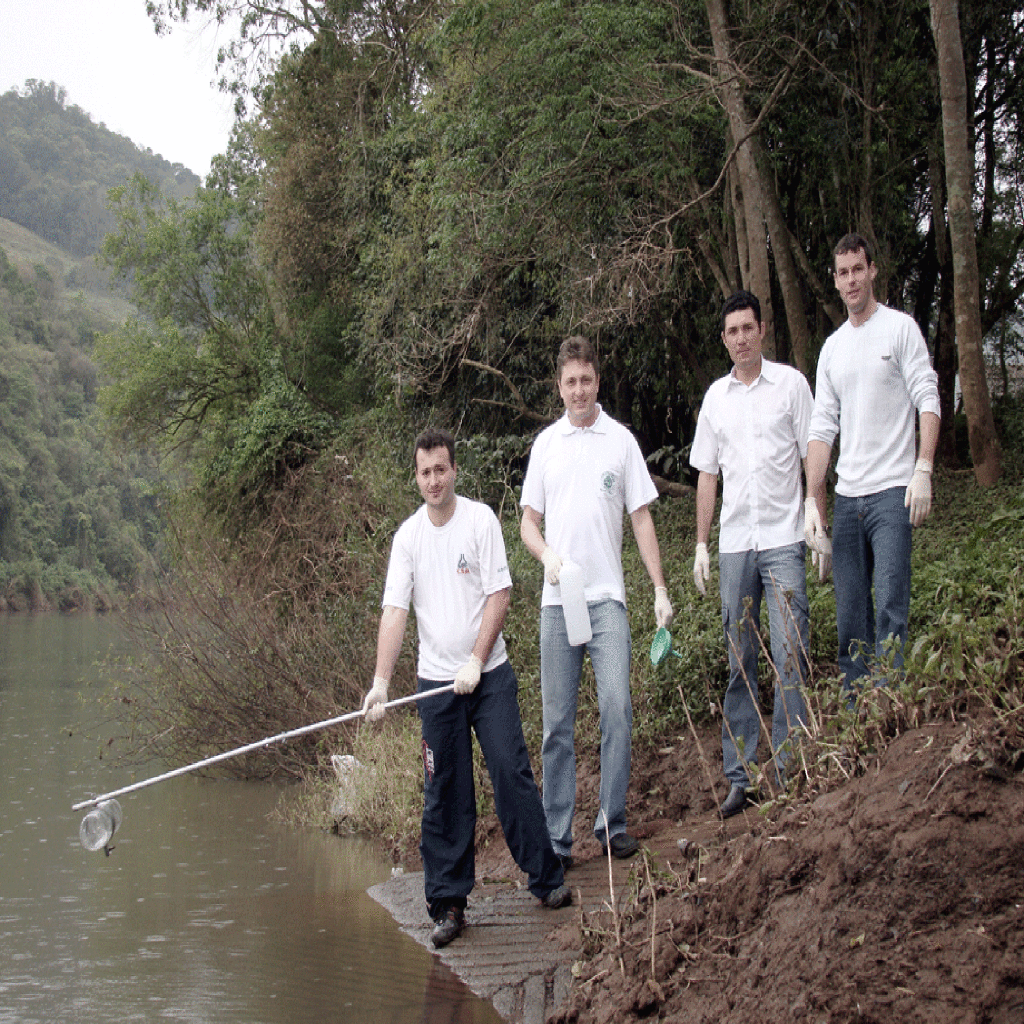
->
[690, 291, 825, 818]
[805, 234, 940, 698]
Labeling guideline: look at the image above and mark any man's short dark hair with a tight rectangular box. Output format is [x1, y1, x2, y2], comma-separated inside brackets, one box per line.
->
[556, 335, 600, 380]
[413, 427, 456, 470]
[834, 232, 874, 267]
[720, 290, 762, 335]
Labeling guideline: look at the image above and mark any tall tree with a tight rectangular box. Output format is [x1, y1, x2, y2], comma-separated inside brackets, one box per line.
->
[705, 0, 774, 355]
[929, 0, 1001, 485]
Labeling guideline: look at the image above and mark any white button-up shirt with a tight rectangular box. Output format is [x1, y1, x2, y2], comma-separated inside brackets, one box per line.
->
[690, 359, 813, 554]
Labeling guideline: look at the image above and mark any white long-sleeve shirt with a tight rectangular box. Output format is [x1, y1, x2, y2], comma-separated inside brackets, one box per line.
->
[809, 304, 940, 497]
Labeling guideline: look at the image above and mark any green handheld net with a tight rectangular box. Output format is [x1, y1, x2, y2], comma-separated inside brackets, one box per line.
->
[649, 627, 681, 667]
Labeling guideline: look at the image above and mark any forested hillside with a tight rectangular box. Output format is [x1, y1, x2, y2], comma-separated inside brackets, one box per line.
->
[0, 81, 193, 611]
[0, 80, 200, 259]
[0, 240, 165, 611]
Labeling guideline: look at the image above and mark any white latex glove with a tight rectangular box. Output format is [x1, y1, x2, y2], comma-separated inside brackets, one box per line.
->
[693, 542, 710, 597]
[362, 676, 389, 723]
[804, 496, 828, 553]
[905, 459, 933, 527]
[654, 586, 674, 628]
[454, 654, 483, 695]
[541, 546, 563, 585]
[810, 536, 832, 584]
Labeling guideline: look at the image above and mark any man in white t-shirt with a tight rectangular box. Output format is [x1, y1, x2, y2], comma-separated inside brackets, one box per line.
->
[520, 337, 673, 864]
[690, 291, 826, 817]
[362, 428, 569, 950]
[805, 233, 940, 695]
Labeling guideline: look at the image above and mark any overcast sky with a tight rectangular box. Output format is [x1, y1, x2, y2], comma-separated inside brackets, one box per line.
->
[2, 0, 237, 177]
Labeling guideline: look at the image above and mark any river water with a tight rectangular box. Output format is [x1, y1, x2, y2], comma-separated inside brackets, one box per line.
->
[0, 615, 500, 1024]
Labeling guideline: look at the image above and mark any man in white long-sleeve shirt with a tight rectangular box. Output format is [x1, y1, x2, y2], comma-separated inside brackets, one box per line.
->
[805, 233, 940, 694]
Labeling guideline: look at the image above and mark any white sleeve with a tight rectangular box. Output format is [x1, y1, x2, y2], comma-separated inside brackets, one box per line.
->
[897, 319, 941, 418]
[519, 436, 546, 514]
[478, 507, 513, 596]
[808, 342, 841, 446]
[623, 431, 658, 513]
[381, 523, 414, 610]
[689, 396, 720, 475]
[792, 372, 814, 458]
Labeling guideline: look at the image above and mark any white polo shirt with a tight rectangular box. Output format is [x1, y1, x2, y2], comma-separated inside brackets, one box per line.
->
[690, 359, 813, 554]
[809, 304, 940, 497]
[382, 497, 510, 681]
[520, 406, 658, 607]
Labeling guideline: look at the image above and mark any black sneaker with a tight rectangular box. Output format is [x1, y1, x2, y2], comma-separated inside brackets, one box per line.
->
[430, 907, 465, 948]
[600, 833, 640, 859]
[540, 883, 572, 909]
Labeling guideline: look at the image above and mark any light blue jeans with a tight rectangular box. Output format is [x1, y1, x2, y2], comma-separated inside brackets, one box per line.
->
[832, 487, 913, 691]
[719, 542, 809, 787]
[540, 599, 632, 853]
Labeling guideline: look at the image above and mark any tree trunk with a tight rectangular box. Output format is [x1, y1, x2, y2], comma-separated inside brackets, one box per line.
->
[929, 0, 1001, 485]
[926, 128, 959, 466]
[752, 139, 811, 372]
[706, 0, 774, 357]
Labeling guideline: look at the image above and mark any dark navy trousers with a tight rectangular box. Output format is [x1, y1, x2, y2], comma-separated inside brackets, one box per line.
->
[417, 660, 563, 920]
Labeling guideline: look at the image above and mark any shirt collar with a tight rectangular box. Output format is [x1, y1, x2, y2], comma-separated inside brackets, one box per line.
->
[558, 404, 608, 435]
[726, 358, 777, 390]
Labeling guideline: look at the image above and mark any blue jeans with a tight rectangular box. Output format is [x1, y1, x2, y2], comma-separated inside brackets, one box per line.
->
[540, 599, 632, 853]
[719, 542, 809, 786]
[417, 660, 563, 919]
[832, 487, 913, 691]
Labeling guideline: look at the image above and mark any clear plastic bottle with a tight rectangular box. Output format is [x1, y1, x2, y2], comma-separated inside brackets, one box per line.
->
[559, 559, 592, 646]
[79, 798, 123, 852]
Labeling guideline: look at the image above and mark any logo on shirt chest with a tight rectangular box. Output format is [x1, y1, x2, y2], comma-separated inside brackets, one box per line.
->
[601, 470, 616, 494]
[456, 553, 470, 575]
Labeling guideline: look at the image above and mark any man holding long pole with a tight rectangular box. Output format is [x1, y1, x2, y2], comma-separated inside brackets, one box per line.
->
[362, 427, 569, 950]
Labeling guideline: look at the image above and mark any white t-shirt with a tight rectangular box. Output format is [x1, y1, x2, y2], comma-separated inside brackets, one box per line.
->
[520, 406, 658, 608]
[690, 359, 813, 553]
[809, 304, 940, 497]
[382, 497, 510, 681]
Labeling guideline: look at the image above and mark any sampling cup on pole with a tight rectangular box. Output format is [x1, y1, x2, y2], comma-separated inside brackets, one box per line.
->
[73, 683, 457, 850]
[79, 799, 122, 853]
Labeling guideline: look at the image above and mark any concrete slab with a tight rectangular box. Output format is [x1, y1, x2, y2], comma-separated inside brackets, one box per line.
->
[368, 851, 653, 1023]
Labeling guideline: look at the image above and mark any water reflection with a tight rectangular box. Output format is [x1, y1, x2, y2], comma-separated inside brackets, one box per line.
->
[0, 617, 500, 1024]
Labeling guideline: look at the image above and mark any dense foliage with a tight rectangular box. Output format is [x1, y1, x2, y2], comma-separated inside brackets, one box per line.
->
[0, 81, 200, 259]
[100, 0, 1024, 496]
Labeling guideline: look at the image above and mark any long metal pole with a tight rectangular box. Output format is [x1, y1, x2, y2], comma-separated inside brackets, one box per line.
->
[71, 684, 455, 812]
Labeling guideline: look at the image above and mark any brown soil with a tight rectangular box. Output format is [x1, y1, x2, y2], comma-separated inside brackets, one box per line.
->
[473, 713, 1024, 1024]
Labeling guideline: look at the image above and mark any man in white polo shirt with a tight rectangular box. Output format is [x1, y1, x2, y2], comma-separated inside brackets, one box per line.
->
[690, 291, 826, 817]
[520, 336, 673, 864]
[362, 427, 569, 950]
[805, 234, 940, 697]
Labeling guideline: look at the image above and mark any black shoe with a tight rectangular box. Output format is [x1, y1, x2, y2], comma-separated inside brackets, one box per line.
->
[430, 907, 465, 948]
[600, 833, 640, 859]
[556, 852, 573, 873]
[720, 783, 754, 819]
[540, 883, 572, 909]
